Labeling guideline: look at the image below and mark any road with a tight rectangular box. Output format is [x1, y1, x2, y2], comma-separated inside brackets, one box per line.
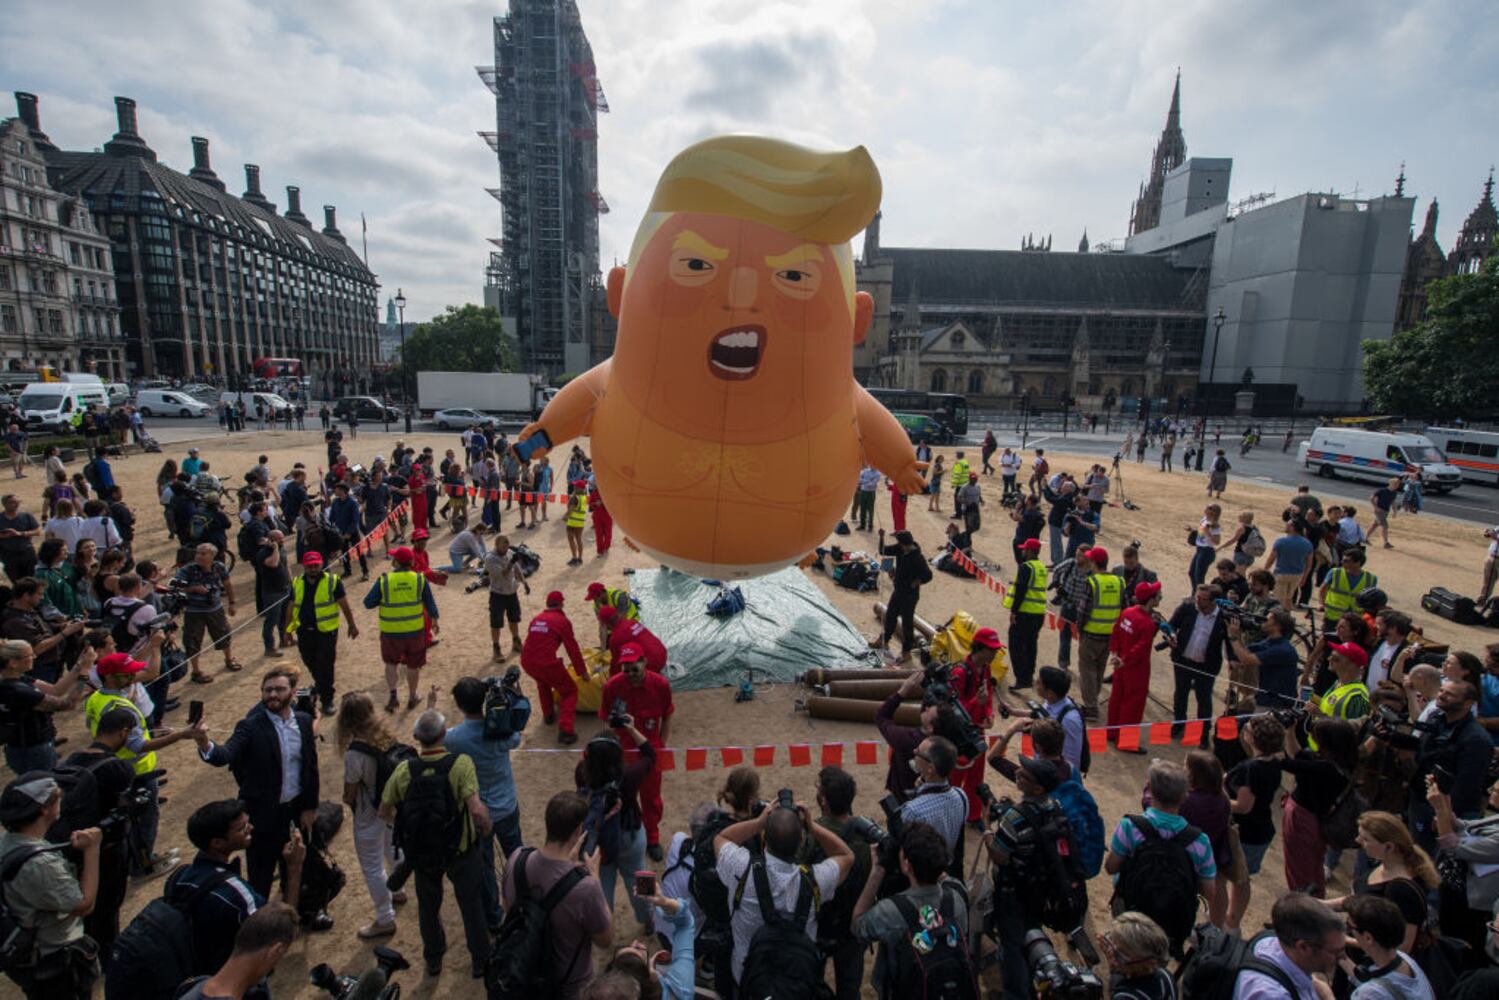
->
[967, 427, 1499, 526]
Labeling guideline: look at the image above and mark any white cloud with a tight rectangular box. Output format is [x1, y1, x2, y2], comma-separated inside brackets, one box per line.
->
[3, 0, 1495, 325]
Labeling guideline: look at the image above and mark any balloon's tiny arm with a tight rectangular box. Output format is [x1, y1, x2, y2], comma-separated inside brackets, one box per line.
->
[518, 362, 609, 452]
[854, 385, 928, 495]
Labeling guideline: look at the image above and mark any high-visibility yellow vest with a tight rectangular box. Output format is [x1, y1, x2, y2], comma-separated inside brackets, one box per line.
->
[1083, 573, 1125, 635]
[84, 690, 156, 774]
[1003, 560, 1048, 615]
[566, 494, 588, 528]
[377, 571, 426, 635]
[1308, 680, 1370, 750]
[1324, 568, 1377, 616]
[289, 572, 341, 633]
[595, 588, 640, 623]
[950, 459, 971, 488]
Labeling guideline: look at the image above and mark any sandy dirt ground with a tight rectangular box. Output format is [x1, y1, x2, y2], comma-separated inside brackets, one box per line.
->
[39, 427, 1498, 998]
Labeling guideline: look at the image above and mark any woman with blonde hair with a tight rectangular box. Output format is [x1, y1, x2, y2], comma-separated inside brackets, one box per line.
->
[1187, 503, 1223, 588]
[336, 691, 407, 939]
[1099, 910, 1176, 1000]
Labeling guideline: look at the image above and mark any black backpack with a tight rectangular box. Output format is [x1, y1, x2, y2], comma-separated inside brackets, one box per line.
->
[103, 598, 147, 653]
[737, 854, 827, 1000]
[806, 819, 870, 949]
[687, 809, 739, 927]
[236, 524, 260, 561]
[485, 847, 588, 1000]
[349, 739, 418, 806]
[104, 868, 238, 999]
[45, 755, 115, 842]
[1177, 926, 1299, 1000]
[0, 843, 68, 973]
[1012, 800, 1089, 933]
[392, 753, 463, 872]
[1110, 814, 1202, 951]
[885, 882, 978, 1000]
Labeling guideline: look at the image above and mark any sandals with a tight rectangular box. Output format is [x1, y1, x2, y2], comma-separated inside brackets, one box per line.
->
[224, 660, 245, 673]
[190, 671, 215, 684]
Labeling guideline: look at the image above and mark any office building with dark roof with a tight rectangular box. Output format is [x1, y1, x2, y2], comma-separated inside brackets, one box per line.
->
[21, 92, 379, 382]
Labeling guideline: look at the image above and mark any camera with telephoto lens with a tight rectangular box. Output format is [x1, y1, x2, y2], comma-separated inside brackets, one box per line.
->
[776, 787, 795, 811]
[915, 652, 988, 761]
[581, 779, 621, 857]
[309, 945, 410, 1000]
[607, 697, 630, 730]
[1214, 598, 1267, 631]
[976, 783, 1012, 828]
[143, 611, 178, 635]
[1272, 702, 1310, 729]
[1023, 929, 1103, 999]
[96, 768, 166, 843]
[482, 666, 531, 741]
[1370, 704, 1437, 739]
[463, 574, 488, 594]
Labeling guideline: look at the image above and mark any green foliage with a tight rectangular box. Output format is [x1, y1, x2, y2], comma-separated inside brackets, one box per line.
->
[395, 305, 518, 379]
[1363, 255, 1499, 419]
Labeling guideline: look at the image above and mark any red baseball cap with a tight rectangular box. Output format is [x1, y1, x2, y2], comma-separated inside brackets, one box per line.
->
[390, 547, 414, 565]
[618, 642, 644, 663]
[1135, 581, 1162, 602]
[1328, 642, 1369, 669]
[598, 605, 619, 623]
[411, 528, 429, 541]
[545, 590, 565, 607]
[96, 652, 146, 677]
[1018, 538, 1042, 552]
[971, 627, 1003, 650]
[1086, 547, 1109, 566]
[586, 582, 606, 600]
[302, 552, 324, 567]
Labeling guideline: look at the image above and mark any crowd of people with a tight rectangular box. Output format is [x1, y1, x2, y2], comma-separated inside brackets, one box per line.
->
[1, 420, 1498, 1000]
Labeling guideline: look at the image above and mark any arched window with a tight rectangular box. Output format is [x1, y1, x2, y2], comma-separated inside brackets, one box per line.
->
[930, 369, 947, 392]
[967, 370, 984, 394]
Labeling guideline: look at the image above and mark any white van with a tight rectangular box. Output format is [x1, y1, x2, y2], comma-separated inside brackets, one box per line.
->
[1298, 427, 1463, 494]
[105, 382, 130, 406]
[219, 391, 292, 417]
[18, 383, 109, 433]
[136, 389, 211, 418]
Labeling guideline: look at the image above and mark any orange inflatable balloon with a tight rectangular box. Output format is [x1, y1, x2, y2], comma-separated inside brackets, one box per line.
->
[518, 136, 926, 578]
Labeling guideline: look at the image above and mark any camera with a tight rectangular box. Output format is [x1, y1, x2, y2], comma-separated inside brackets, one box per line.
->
[95, 768, 166, 845]
[1370, 704, 1437, 738]
[776, 787, 795, 811]
[1214, 598, 1267, 631]
[1271, 702, 1310, 728]
[915, 653, 987, 761]
[463, 575, 488, 595]
[309, 945, 410, 1000]
[976, 783, 1010, 827]
[607, 697, 630, 730]
[482, 666, 531, 741]
[293, 688, 317, 716]
[1023, 929, 1103, 1000]
[143, 611, 178, 635]
[582, 779, 621, 857]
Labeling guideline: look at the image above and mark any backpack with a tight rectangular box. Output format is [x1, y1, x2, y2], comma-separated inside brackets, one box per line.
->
[1055, 702, 1092, 776]
[1319, 768, 1367, 850]
[1012, 800, 1089, 933]
[1110, 814, 1203, 951]
[688, 809, 738, 926]
[0, 843, 69, 973]
[1036, 458, 1050, 478]
[1176, 926, 1299, 1000]
[83, 458, 105, 492]
[1242, 526, 1266, 558]
[104, 868, 238, 999]
[885, 882, 978, 1000]
[737, 854, 827, 1000]
[392, 753, 464, 872]
[485, 847, 588, 1000]
[806, 819, 870, 948]
[46, 756, 115, 842]
[1050, 777, 1105, 878]
[188, 510, 211, 542]
[236, 524, 260, 561]
[103, 598, 148, 653]
[350, 740, 418, 812]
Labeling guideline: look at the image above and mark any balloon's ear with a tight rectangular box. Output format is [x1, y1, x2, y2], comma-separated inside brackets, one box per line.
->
[607, 267, 626, 319]
[853, 291, 873, 346]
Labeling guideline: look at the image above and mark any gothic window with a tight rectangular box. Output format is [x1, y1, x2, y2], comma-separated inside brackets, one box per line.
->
[967, 370, 984, 394]
[930, 369, 948, 392]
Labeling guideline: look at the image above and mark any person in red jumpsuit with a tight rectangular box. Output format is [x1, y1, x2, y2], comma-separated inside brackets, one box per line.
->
[1106, 580, 1162, 747]
[408, 527, 446, 646]
[598, 644, 674, 860]
[949, 626, 1003, 822]
[519, 590, 587, 744]
[407, 465, 429, 539]
[887, 477, 908, 533]
[589, 480, 612, 556]
[598, 605, 668, 675]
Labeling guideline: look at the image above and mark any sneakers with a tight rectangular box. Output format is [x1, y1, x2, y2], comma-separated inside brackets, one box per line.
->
[132, 850, 181, 881]
[646, 842, 664, 862]
[385, 692, 399, 713]
[406, 693, 421, 710]
[357, 921, 397, 940]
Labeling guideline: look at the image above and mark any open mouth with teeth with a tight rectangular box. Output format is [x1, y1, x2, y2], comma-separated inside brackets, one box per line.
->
[707, 325, 766, 381]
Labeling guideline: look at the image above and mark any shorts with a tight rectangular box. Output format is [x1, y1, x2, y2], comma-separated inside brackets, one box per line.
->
[1240, 837, 1271, 877]
[1223, 824, 1249, 885]
[1373, 508, 1389, 525]
[489, 591, 521, 627]
[379, 632, 428, 668]
[183, 607, 231, 653]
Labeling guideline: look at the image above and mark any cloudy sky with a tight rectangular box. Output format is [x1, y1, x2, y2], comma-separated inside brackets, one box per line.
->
[5, 0, 1496, 322]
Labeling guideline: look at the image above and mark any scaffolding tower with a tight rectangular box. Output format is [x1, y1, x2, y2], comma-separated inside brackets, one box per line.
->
[476, 0, 605, 377]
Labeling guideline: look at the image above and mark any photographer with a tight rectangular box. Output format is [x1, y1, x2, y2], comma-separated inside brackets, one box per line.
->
[599, 647, 674, 860]
[0, 772, 103, 1000]
[900, 735, 968, 860]
[800, 767, 873, 1000]
[0, 637, 86, 773]
[251, 529, 291, 660]
[852, 820, 972, 999]
[1053, 550, 1093, 670]
[3, 576, 86, 683]
[58, 706, 138, 953]
[176, 902, 298, 1000]
[951, 628, 1004, 820]
[445, 676, 524, 932]
[1385, 679, 1493, 850]
[483, 534, 526, 661]
[1226, 607, 1301, 713]
[174, 542, 240, 680]
[575, 723, 657, 926]
[1110, 544, 1158, 604]
[874, 669, 961, 799]
[327, 482, 367, 580]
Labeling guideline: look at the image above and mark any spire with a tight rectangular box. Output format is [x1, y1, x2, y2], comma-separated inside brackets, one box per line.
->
[1078, 229, 1089, 253]
[1167, 68, 1181, 130]
[1128, 73, 1188, 236]
[1448, 168, 1497, 275]
[1421, 199, 1439, 240]
[1395, 162, 1406, 198]
[899, 278, 922, 331]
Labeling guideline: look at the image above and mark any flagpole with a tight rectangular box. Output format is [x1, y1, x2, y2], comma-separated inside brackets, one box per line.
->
[361, 212, 369, 268]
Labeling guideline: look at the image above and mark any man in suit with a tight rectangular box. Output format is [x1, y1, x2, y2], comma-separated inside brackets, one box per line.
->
[1165, 583, 1231, 746]
[192, 668, 320, 903]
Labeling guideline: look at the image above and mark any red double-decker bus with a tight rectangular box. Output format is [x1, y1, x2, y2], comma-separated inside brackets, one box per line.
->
[251, 357, 302, 379]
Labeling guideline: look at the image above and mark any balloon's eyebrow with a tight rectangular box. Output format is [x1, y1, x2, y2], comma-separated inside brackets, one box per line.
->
[765, 244, 825, 269]
[671, 230, 729, 260]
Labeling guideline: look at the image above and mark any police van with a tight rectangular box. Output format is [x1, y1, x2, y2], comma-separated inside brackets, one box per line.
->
[1298, 427, 1462, 494]
[1424, 427, 1499, 486]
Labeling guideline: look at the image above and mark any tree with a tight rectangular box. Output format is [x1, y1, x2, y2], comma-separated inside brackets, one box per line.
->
[1363, 255, 1499, 420]
[395, 305, 518, 379]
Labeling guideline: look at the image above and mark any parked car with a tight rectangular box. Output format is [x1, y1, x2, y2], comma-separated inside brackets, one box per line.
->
[137, 389, 212, 418]
[333, 395, 401, 422]
[178, 383, 220, 402]
[432, 407, 498, 430]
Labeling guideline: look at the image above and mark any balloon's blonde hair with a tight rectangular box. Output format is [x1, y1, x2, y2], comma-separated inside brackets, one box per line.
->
[626, 135, 880, 314]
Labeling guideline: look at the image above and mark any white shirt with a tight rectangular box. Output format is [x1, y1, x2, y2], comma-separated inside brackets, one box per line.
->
[264, 706, 304, 804]
[78, 516, 122, 550]
[1348, 952, 1433, 1000]
[1368, 640, 1400, 688]
[44, 516, 86, 554]
[1183, 606, 1220, 662]
[1000, 452, 1021, 474]
[716, 842, 841, 982]
[653, 832, 704, 940]
[1489, 525, 1499, 558]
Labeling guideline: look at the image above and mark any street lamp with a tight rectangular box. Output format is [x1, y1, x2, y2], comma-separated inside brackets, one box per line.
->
[1197, 307, 1226, 471]
[394, 288, 411, 433]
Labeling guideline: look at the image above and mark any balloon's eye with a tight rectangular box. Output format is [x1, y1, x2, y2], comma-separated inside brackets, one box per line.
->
[777, 269, 804, 282]
[685, 258, 713, 272]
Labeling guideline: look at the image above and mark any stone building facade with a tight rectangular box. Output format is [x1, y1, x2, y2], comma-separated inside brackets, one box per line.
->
[1394, 169, 1497, 332]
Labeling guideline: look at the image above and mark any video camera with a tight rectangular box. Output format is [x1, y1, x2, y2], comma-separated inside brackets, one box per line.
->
[482, 666, 531, 741]
[309, 945, 410, 1000]
[100, 768, 166, 841]
[142, 611, 178, 635]
[915, 652, 988, 761]
[1023, 929, 1103, 1000]
[1369, 704, 1438, 739]
[845, 792, 906, 874]
[1214, 598, 1268, 631]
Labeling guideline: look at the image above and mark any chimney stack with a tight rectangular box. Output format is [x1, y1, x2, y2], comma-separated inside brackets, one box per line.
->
[242, 164, 275, 213]
[103, 96, 156, 160]
[284, 185, 311, 227]
[188, 137, 225, 191]
[322, 205, 346, 243]
[12, 92, 56, 152]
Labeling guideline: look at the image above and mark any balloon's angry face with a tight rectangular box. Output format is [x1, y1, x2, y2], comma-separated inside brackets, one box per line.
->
[613, 212, 853, 440]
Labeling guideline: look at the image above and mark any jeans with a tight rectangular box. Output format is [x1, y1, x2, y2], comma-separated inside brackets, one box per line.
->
[4, 741, 57, 775]
[1049, 524, 1065, 565]
[414, 845, 491, 971]
[352, 812, 397, 925]
[259, 589, 288, 653]
[1056, 606, 1077, 667]
[1188, 545, 1215, 588]
[598, 824, 651, 924]
[476, 807, 523, 929]
[1171, 658, 1216, 740]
